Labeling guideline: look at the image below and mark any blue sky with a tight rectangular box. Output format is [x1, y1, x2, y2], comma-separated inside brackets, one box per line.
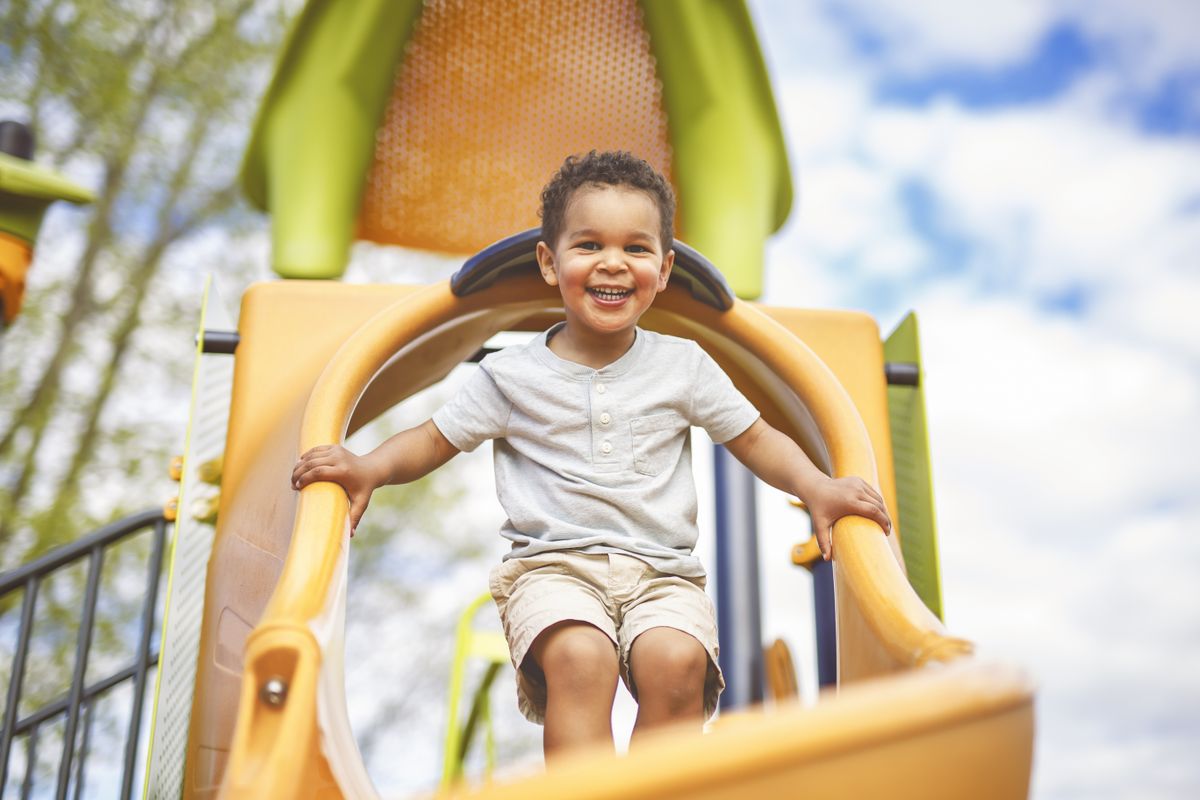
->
[745, 1, 1200, 798]
[877, 24, 1095, 107]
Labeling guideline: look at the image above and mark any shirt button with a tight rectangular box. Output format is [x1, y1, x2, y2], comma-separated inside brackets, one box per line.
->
[600, 412, 611, 425]
[596, 384, 607, 394]
[600, 441, 613, 454]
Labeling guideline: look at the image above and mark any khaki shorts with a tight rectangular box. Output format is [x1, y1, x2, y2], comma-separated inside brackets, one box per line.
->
[488, 550, 724, 724]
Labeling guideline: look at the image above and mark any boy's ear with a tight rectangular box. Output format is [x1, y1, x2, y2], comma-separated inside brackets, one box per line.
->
[657, 249, 675, 291]
[535, 241, 559, 287]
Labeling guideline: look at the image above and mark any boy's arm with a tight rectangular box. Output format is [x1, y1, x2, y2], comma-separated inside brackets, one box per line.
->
[292, 418, 460, 533]
[722, 417, 891, 561]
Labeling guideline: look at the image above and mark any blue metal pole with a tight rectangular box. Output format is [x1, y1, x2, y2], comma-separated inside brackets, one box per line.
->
[713, 444, 763, 710]
[811, 558, 837, 687]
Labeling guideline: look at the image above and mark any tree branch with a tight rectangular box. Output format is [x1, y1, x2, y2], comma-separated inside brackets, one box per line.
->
[42, 111, 215, 525]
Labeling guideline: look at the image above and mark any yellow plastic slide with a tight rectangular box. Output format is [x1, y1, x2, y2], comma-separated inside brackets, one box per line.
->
[183, 274, 1033, 798]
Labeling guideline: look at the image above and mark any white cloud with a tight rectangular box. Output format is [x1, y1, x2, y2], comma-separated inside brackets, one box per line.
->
[926, 107, 1199, 267]
[793, 160, 898, 255]
[919, 289, 1200, 521]
[936, 440, 1200, 799]
[893, 139, 1199, 800]
[745, 3, 865, 74]
[775, 75, 871, 159]
[860, 101, 964, 173]
[1104, 270, 1200, 361]
[1064, 0, 1200, 89]
[751, 2, 1200, 797]
[883, 103, 1200, 373]
[760, 240, 845, 310]
[777, 75, 1200, 357]
[760, 0, 1200, 94]
[833, 0, 1056, 72]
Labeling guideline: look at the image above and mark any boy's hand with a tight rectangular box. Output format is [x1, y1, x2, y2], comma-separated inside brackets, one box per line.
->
[292, 444, 384, 535]
[723, 418, 893, 561]
[805, 476, 892, 561]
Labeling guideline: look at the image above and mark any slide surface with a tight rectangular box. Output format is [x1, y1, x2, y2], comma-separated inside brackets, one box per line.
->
[181, 277, 1032, 799]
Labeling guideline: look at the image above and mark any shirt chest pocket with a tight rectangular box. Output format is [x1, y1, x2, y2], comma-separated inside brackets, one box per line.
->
[630, 412, 687, 476]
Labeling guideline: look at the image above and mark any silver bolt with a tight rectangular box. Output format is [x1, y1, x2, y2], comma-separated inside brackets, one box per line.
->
[260, 677, 288, 707]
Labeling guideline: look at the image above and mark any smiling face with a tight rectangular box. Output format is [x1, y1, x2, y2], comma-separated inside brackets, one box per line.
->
[535, 184, 674, 352]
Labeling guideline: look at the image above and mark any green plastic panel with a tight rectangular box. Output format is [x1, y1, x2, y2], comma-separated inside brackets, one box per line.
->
[242, 0, 792, 297]
[241, 0, 424, 278]
[639, 0, 792, 300]
[883, 312, 944, 620]
[0, 152, 94, 242]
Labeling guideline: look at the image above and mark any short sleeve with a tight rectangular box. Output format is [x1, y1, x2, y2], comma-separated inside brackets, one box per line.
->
[688, 346, 760, 443]
[431, 362, 511, 453]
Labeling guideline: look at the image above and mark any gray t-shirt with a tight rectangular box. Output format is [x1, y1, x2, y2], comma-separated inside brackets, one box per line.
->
[432, 323, 760, 577]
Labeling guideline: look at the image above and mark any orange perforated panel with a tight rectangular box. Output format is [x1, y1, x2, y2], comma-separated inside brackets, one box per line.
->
[356, 0, 674, 255]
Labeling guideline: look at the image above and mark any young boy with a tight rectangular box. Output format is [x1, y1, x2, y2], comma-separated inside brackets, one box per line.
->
[292, 150, 891, 759]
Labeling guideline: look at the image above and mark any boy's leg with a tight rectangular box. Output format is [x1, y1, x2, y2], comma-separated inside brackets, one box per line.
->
[528, 620, 620, 759]
[615, 557, 722, 741]
[627, 626, 708, 740]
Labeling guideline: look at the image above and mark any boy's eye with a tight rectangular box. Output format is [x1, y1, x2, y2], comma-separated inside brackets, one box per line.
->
[577, 241, 600, 251]
[626, 245, 649, 254]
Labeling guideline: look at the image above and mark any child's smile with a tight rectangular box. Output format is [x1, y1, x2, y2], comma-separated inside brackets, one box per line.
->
[587, 286, 634, 304]
[536, 185, 674, 365]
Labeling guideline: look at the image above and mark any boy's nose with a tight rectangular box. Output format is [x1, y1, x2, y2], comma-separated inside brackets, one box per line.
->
[600, 248, 626, 269]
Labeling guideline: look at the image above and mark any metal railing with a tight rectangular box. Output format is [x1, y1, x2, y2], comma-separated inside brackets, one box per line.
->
[0, 509, 167, 799]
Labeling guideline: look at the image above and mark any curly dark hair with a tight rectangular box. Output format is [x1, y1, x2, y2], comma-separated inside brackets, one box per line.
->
[539, 150, 675, 250]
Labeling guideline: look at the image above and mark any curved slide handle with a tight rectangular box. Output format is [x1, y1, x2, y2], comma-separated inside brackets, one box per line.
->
[218, 274, 976, 797]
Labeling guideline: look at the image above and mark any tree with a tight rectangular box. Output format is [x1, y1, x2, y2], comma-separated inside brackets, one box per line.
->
[0, 2, 297, 793]
[0, 2, 540, 793]
[0, 0, 297, 562]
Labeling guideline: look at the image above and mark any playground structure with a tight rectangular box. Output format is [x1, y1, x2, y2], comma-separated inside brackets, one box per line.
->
[0, 120, 94, 332]
[0, 1, 1035, 797]
[179, 264, 1033, 799]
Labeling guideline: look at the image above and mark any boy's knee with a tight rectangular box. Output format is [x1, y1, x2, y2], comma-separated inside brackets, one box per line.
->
[531, 622, 619, 691]
[631, 628, 708, 697]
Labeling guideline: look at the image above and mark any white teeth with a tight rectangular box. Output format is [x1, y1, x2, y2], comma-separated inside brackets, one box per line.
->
[590, 288, 632, 300]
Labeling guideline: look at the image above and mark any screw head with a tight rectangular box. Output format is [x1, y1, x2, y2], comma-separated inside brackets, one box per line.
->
[260, 677, 288, 707]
